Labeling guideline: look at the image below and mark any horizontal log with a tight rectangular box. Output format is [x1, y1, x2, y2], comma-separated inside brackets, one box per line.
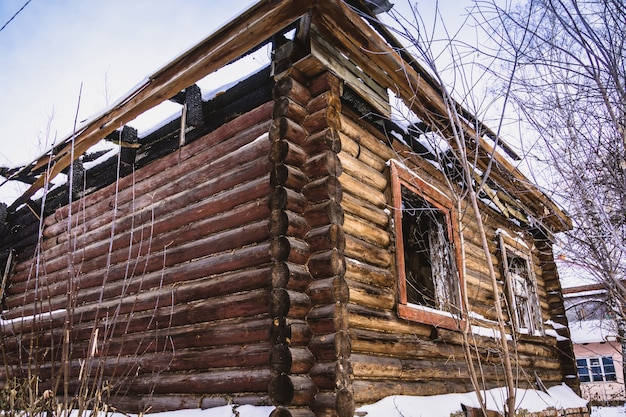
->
[344, 235, 391, 268]
[3, 315, 273, 360]
[270, 344, 315, 374]
[311, 388, 354, 417]
[270, 140, 307, 167]
[307, 249, 346, 279]
[271, 166, 309, 192]
[273, 97, 308, 124]
[308, 276, 349, 306]
[9, 213, 273, 307]
[271, 318, 313, 346]
[303, 128, 341, 155]
[305, 200, 344, 228]
[344, 257, 394, 289]
[274, 77, 312, 107]
[40, 102, 273, 233]
[338, 171, 386, 208]
[350, 353, 402, 379]
[271, 236, 310, 264]
[127, 368, 273, 395]
[338, 111, 395, 162]
[306, 91, 341, 115]
[351, 379, 470, 404]
[270, 210, 310, 239]
[269, 374, 317, 406]
[303, 151, 342, 179]
[14, 161, 271, 286]
[338, 131, 386, 172]
[270, 117, 308, 146]
[345, 278, 394, 311]
[342, 213, 389, 247]
[349, 327, 462, 360]
[303, 107, 341, 133]
[309, 331, 351, 362]
[310, 359, 352, 390]
[42, 121, 272, 246]
[337, 151, 387, 191]
[307, 304, 348, 335]
[270, 288, 312, 320]
[270, 186, 308, 213]
[306, 224, 345, 252]
[341, 192, 388, 228]
[271, 262, 312, 292]
[308, 72, 343, 98]
[270, 407, 317, 417]
[302, 175, 342, 203]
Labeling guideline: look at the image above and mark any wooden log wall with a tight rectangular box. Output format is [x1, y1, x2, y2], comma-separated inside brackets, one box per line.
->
[1, 93, 276, 413]
[307, 46, 572, 406]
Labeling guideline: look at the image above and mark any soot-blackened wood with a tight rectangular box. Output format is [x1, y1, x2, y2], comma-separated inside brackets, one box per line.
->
[310, 359, 352, 390]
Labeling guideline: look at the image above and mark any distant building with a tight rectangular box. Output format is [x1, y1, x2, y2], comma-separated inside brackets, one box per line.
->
[564, 284, 625, 404]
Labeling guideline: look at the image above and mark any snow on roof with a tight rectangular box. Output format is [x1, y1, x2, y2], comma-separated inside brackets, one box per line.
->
[569, 319, 618, 344]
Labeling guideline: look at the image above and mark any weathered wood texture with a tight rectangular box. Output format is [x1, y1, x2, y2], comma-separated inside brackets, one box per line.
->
[2, 98, 276, 413]
[326, 67, 573, 407]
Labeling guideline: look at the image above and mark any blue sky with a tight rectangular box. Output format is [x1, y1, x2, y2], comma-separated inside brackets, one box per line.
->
[0, 0, 475, 205]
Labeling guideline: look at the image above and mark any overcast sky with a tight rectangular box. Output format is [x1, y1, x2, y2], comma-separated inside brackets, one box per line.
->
[0, 0, 475, 205]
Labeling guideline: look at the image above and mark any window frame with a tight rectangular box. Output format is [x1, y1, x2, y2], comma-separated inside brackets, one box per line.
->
[390, 160, 465, 330]
[577, 356, 617, 383]
[498, 232, 543, 336]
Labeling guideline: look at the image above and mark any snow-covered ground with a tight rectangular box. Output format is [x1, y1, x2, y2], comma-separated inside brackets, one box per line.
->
[592, 406, 626, 417]
[56, 384, 604, 417]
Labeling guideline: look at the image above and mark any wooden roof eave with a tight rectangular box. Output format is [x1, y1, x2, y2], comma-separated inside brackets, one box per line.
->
[311, 0, 572, 234]
[8, 0, 314, 212]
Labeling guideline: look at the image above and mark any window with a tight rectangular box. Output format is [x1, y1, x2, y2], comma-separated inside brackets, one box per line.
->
[498, 233, 543, 335]
[577, 357, 617, 382]
[390, 161, 464, 329]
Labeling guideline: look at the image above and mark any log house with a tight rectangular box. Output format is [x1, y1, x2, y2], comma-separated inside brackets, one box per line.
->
[0, 1, 581, 416]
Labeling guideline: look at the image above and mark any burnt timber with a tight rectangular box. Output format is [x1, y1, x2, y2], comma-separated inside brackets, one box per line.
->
[0, 1, 579, 416]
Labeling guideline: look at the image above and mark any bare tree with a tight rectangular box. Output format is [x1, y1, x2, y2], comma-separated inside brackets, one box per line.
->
[478, 0, 626, 386]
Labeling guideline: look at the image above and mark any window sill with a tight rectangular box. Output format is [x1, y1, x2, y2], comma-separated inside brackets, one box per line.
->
[398, 304, 465, 331]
